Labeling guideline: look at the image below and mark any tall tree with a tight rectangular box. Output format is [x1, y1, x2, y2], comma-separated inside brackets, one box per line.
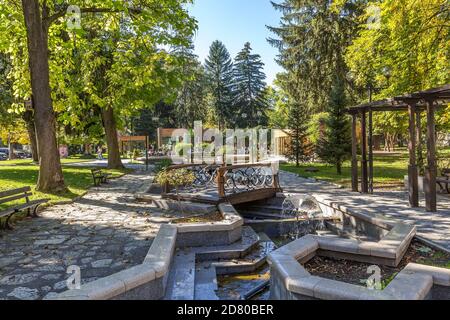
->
[286, 100, 310, 167]
[232, 42, 269, 128]
[173, 43, 208, 128]
[1, 1, 197, 177]
[21, 0, 66, 191]
[204, 40, 234, 130]
[268, 0, 365, 111]
[346, 0, 449, 150]
[316, 76, 352, 174]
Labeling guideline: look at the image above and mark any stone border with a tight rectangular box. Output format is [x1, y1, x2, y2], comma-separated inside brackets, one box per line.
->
[268, 235, 450, 300]
[175, 203, 243, 247]
[50, 203, 244, 300]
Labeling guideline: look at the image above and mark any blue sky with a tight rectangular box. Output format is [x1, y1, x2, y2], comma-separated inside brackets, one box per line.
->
[188, 0, 283, 85]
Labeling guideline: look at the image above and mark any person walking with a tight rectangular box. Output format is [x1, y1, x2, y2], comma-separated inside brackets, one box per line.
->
[97, 146, 104, 160]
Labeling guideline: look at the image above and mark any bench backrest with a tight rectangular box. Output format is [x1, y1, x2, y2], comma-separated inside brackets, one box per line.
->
[442, 169, 450, 177]
[0, 187, 32, 205]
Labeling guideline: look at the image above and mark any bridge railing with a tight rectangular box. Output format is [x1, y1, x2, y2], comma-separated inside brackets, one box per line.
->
[163, 163, 280, 197]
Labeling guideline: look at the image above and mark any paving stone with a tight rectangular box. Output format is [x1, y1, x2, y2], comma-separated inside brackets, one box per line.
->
[0, 273, 41, 285]
[34, 236, 68, 246]
[0, 171, 167, 300]
[7, 287, 40, 300]
[91, 259, 113, 268]
[0, 257, 19, 268]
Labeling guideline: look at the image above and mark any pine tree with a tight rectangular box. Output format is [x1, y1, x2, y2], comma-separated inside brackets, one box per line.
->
[268, 0, 365, 111]
[286, 101, 310, 167]
[204, 41, 234, 130]
[316, 76, 352, 174]
[173, 42, 208, 128]
[232, 42, 269, 128]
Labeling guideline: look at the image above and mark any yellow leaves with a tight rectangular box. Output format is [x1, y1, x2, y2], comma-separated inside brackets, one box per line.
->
[0, 120, 29, 145]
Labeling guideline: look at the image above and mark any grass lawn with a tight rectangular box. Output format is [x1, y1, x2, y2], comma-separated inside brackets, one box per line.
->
[0, 162, 132, 207]
[281, 147, 450, 190]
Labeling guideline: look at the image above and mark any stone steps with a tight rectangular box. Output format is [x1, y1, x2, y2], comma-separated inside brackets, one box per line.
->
[213, 239, 276, 275]
[194, 226, 260, 261]
[164, 227, 276, 300]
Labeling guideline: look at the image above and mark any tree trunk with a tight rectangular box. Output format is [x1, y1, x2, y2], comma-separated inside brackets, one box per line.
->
[336, 162, 342, 175]
[8, 134, 16, 160]
[101, 106, 124, 169]
[23, 110, 39, 162]
[22, 0, 66, 192]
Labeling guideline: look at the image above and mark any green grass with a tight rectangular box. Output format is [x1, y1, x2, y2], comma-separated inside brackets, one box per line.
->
[281, 147, 450, 190]
[0, 163, 132, 207]
[0, 158, 93, 166]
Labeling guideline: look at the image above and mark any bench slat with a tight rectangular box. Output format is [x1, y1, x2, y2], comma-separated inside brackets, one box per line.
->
[12, 199, 50, 211]
[0, 187, 31, 199]
[0, 207, 17, 218]
[0, 192, 32, 205]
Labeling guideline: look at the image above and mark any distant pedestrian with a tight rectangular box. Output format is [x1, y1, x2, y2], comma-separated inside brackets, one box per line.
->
[97, 146, 103, 160]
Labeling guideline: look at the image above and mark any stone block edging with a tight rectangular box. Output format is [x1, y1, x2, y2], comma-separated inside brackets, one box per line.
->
[268, 235, 449, 300]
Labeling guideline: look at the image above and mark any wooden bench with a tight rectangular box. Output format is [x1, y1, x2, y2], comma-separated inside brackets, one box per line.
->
[0, 187, 49, 229]
[437, 169, 450, 193]
[91, 169, 111, 186]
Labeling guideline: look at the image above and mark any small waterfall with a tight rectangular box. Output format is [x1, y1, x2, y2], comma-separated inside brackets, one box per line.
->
[279, 194, 326, 242]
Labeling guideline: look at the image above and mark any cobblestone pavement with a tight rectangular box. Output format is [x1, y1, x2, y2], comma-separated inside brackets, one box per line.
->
[0, 171, 175, 300]
[279, 171, 450, 251]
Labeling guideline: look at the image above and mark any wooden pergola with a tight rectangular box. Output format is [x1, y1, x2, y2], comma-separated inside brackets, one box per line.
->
[348, 84, 450, 212]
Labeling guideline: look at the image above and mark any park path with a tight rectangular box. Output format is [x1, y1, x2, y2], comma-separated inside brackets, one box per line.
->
[0, 171, 174, 300]
[279, 171, 450, 252]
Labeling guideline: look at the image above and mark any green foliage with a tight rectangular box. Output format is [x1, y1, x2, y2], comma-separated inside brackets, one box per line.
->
[154, 158, 173, 174]
[173, 42, 209, 128]
[266, 84, 289, 129]
[205, 40, 234, 129]
[307, 112, 329, 145]
[315, 77, 352, 174]
[155, 168, 195, 189]
[286, 101, 311, 166]
[268, 0, 365, 111]
[232, 42, 269, 128]
[0, 0, 198, 143]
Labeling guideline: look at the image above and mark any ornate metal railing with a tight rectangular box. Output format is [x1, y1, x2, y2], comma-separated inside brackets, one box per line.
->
[163, 163, 281, 197]
[217, 163, 280, 196]
[163, 164, 220, 193]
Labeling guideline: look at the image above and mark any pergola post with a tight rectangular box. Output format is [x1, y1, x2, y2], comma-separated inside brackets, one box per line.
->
[425, 99, 437, 212]
[368, 108, 374, 194]
[351, 113, 359, 192]
[407, 102, 419, 207]
[416, 110, 423, 175]
[360, 110, 368, 193]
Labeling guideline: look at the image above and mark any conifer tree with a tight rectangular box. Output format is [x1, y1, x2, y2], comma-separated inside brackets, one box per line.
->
[205, 41, 234, 129]
[316, 76, 352, 174]
[232, 42, 268, 128]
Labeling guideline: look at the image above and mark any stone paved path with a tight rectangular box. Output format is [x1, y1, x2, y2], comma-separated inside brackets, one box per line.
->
[0, 171, 176, 300]
[279, 171, 450, 252]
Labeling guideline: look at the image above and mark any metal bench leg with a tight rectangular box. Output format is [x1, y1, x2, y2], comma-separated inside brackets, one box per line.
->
[4, 214, 14, 230]
[31, 205, 41, 218]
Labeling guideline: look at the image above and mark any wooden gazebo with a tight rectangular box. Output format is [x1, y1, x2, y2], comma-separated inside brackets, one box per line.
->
[348, 85, 450, 212]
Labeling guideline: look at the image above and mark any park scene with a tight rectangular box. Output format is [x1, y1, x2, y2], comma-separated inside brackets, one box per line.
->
[0, 0, 449, 302]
